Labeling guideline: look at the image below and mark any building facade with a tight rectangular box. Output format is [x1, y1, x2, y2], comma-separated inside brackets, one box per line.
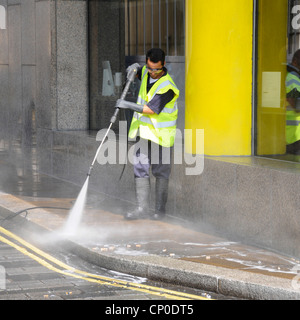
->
[1, 0, 300, 258]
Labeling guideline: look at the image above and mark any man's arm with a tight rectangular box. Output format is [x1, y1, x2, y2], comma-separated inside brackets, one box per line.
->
[116, 89, 175, 115]
[143, 105, 155, 114]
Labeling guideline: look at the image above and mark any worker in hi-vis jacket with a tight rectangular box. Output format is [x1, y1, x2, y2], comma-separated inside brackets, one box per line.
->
[116, 48, 180, 220]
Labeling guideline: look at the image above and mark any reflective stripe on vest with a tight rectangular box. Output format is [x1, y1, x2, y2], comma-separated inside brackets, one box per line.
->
[286, 71, 300, 144]
[287, 120, 300, 126]
[286, 72, 300, 92]
[132, 113, 177, 128]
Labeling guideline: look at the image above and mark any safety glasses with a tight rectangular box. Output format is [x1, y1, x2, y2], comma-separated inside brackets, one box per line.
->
[146, 66, 164, 74]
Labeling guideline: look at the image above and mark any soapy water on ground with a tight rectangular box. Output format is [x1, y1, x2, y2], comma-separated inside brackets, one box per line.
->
[87, 238, 300, 278]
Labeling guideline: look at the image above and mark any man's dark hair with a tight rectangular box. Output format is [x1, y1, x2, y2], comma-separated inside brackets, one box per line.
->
[146, 48, 165, 65]
[293, 49, 300, 67]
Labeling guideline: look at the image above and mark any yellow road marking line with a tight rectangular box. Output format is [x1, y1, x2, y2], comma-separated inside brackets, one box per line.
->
[0, 226, 212, 300]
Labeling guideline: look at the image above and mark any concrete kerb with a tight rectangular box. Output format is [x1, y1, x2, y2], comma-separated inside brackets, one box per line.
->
[67, 242, 300, 300]
[0, 201, 300, 300]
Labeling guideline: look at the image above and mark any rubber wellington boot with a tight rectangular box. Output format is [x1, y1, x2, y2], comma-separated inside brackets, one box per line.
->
[124, 177, 151, 220]
[153, 178, 169, 220]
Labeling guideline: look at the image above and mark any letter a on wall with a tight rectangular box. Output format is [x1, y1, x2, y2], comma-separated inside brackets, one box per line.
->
[0, 6, 6, 30]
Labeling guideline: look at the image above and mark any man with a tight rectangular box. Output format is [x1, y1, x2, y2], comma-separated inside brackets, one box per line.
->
[116, 48, 180, 220]
[286, 49, 300, 154]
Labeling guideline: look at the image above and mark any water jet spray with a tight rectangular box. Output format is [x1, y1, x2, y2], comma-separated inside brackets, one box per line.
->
[63, 67, 139, 236]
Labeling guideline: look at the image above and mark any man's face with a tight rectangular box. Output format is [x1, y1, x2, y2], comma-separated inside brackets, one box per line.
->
[146, 58, 165, 80]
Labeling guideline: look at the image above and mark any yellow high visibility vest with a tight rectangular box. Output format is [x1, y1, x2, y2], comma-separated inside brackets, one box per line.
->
[286, 70, 300, 145]
[128, 66, 180, 147]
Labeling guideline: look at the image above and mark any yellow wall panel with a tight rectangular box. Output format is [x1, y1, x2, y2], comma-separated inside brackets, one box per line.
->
[185, 0, 253, 155]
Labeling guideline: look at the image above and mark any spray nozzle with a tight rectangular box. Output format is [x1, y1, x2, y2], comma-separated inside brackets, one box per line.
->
[87, 166, 93, 177]
[127, 68, 138, 83]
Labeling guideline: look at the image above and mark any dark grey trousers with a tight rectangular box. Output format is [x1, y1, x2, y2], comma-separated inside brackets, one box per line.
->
[133, 138, 173, 179]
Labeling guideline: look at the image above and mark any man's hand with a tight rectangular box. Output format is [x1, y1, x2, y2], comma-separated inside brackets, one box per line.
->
[116, 99, 144, 113]
[126, 63, 140, 81]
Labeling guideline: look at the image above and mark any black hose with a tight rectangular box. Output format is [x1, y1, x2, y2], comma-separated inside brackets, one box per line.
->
[0, 206, 69, 222]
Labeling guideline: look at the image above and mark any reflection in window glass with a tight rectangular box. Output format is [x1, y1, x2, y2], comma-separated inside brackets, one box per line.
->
[286, 0, 300, 156]
[255, 0, 300, 161]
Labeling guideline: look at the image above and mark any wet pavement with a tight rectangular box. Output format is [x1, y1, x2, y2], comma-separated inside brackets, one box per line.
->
[0, 146, 300, 299]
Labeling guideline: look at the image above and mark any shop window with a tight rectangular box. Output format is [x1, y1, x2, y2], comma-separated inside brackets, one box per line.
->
[256, 0, 300, 161]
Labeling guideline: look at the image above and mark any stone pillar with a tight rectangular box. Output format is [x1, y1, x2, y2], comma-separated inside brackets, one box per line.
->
[36, 0, 89, 132]
[55, 0, 88, 130]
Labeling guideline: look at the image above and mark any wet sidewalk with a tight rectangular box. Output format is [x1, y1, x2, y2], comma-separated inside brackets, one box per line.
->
[0, 152, 300, 299]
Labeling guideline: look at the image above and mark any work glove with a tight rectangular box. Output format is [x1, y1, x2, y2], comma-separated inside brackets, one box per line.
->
[126, 63, 140, 80]
[116, 99, 144, 113]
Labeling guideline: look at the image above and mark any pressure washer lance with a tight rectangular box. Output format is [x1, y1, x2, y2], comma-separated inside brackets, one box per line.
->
[87, 67, 138, 177]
